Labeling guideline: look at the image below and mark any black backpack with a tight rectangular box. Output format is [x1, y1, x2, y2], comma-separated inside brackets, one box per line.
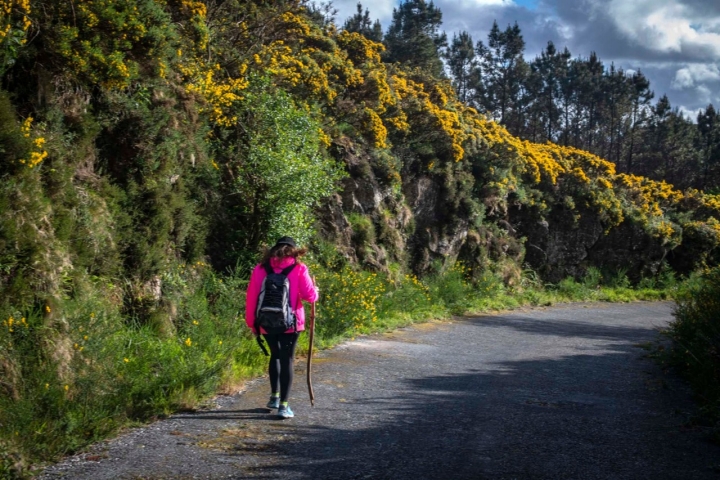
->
[255, 262, 297, 335]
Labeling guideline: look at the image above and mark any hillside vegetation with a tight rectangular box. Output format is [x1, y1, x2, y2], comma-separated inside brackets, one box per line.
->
[1, 0, 719, 474]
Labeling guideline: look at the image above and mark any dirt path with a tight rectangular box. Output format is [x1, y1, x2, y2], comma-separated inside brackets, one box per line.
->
[40, 302, 719, 479]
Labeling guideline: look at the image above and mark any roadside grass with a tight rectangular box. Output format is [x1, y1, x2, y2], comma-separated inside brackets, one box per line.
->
[307, 263, 673, 343]
[0, 261, 680, 478]
[0, 264, 266, 478]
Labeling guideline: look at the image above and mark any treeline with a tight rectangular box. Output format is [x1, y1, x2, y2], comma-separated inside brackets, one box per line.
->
[345, 2, 720, 191]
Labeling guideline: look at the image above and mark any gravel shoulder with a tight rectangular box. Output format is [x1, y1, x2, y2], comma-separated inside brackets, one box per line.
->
[40, 302, 720, 479]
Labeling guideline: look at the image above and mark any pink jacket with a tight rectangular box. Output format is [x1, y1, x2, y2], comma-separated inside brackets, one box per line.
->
[245, 257, 318, 334]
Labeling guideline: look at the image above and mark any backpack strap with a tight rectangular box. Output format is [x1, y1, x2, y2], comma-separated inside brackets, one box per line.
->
[280, 262, 297, 276]
[281, 262, 298, 332]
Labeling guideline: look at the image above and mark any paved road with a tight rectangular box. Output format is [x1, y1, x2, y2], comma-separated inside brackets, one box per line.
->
[41, 302, 720, 479]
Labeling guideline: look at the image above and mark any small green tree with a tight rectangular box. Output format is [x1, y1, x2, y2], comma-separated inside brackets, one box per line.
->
[211, 78, 344, 268]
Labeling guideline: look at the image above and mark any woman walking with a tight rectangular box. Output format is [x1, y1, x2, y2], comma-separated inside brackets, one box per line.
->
[245, 236, 318, 419]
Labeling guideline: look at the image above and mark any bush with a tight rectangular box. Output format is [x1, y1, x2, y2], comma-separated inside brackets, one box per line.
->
[583, 267, 602, 289]
[312, 265, 386, 337]
[667, 267, 720, 440]
[379, 273, 433, 318]
[426, 263, 474, 315]
[657, 263, 678, 290]
[210, 77, 345, 269]
[556, 277, 587, 299]
[604, 267, 631, 289]
[347, 213, 376, 261]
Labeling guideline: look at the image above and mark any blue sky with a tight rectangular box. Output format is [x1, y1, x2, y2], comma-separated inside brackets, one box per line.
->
[513, 0, 539, 8]
[331, 0, 720, 119]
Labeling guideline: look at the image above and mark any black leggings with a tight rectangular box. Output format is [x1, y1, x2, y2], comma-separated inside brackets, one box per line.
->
[263, 332, 299, 402]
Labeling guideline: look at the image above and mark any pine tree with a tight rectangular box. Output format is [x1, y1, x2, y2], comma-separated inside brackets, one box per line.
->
[306, 2, 338, 29]
[596, 64, 631, 165]
[383, 0, 448, 77]
[448, 31, 476, 103]
[697, 104, 720, 190]
[624, 70, 653, 173]
[527, 41, 570, 142]
[637, 95, 700, 187]
[342, 2, 383, 42]
[556, 48, 577, 146]
[474, 21, 528, 134]
[571, 52, 605, 152]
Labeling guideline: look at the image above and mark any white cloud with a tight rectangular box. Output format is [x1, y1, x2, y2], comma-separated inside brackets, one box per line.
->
[605, 0, 720, 56]
[678, 105, 703, 121]
[555, 21, 573, 40]
[672, 67, 695, 88]
[696, 84, 712, 103]
[671, 63, 720, 89]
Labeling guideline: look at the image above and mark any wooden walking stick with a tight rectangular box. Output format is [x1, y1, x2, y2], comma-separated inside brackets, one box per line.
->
[307, 277, 316, 406]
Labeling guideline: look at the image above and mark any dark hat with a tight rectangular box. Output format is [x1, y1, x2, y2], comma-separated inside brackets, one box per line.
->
[275, 236, 297, 248]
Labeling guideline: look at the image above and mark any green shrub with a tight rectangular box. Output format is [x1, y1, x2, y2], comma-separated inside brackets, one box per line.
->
[309, 239, 348, 271]
[657, 263, 678, 290]
[210, 77, 345, 268]
[519, 267, 544, 291]
[604, 267, 631, 289]
[370, 150, 401, 187]
[379, 273, 433, 319]
[637, 276, 657, 289]
[347, 213, 376, 261]
[667, 267, 720, 440]
[427, 263, 474, 315]
[583, 267, 602, 289]
[312, 264, 386, 337]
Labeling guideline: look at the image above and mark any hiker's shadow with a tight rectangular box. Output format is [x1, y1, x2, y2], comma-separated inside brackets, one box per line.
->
[174, 408, 280, 422]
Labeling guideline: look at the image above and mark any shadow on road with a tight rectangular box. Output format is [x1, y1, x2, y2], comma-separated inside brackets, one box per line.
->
[458, 313, 667, 341]
[213, 314, 719, 480]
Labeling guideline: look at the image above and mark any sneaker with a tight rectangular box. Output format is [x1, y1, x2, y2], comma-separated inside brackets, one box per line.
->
[266, 396, 280, 409]
[278, 404, 294, 419]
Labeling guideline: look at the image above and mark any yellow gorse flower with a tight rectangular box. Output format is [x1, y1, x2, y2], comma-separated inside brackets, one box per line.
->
[4, 316, 15, 332]
[0, 0, 31, 44]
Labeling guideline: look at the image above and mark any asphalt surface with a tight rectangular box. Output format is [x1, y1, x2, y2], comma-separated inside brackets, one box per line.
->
[40, 302, 720, 479]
